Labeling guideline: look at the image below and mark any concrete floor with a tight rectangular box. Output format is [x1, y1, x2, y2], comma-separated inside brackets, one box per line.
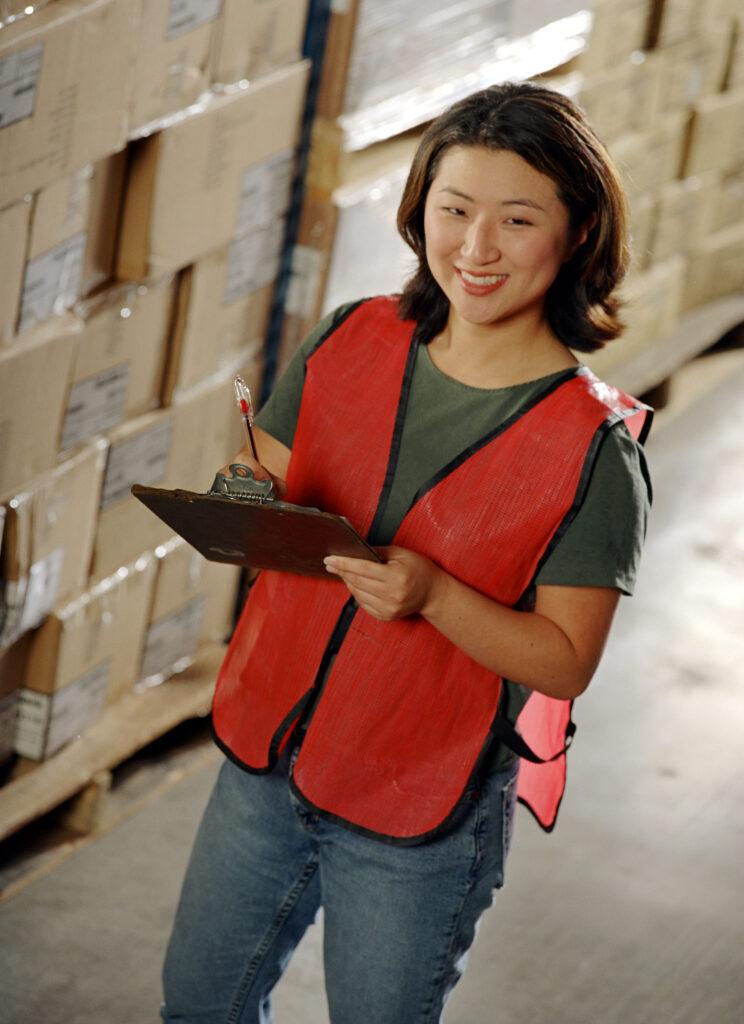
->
[1, 351, 744, 1024]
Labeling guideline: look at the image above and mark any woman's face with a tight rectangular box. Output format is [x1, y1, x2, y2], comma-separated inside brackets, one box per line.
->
[423, 145, 582, 332]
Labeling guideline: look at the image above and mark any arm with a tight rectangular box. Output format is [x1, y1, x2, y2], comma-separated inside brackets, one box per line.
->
[323, 547, 619, 700]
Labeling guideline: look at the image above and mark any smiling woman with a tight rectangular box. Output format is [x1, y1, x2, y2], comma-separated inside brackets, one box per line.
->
[160, 82, 653, 1024]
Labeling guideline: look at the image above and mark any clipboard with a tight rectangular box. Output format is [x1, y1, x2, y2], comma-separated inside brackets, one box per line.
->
[131, 478, 383, 579]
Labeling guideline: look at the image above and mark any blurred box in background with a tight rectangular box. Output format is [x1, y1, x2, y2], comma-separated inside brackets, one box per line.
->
[0, 440, 107, 647]
[0, 316, 79, 497]
[139, 536, 240, 687]
[0, 0, 136, 207]
[59, 276, 177, 453]
[210, 0, 308, 84]
[116, 60, 309, 280]
[129, 0, 223, 133]
[0, 196, 32, 346]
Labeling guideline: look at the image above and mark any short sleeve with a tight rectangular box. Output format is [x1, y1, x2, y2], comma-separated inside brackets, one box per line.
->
[255, 303, 357, 449]
[534, 422, 652, 595]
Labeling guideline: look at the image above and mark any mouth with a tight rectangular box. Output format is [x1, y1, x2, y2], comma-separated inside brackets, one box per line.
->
[455, 268, 508, 295]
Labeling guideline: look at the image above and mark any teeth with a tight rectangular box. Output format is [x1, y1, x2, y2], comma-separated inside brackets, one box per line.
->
[460, 270, 507, 285]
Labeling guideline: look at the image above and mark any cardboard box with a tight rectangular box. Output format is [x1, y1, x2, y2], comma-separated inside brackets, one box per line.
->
[0, 196, 32, 346]
[164, 251, 274, 401]
[0, 635, 28, 765]
[611, 112, 689, 198]
[139, 537, 238, 686]
[105, 552, 157, 705]
[584, 257, 686, 378]
[579, 0, 653, 74]
[210, 0, 308, 85]
[90, 410, 175, 582]
[0, 316, 79, 497]
[649, 176, 715, 265]
[628, 192, 657, 273]
[91, 361, 259, 580]
[703, 168, 744, 236]
[13, 557, 157, 759]
[59, 276, 176, 452]
[729, 15, 744, 91]
[15, 574, 122, 759]
[0, 0, 136, 207]
[578, 51, 666, 142]
[681, 223, 744, 311]
[17, 153, 128, 336]
[129, 0, 222, 133]
[655, 27, 731, 114]
[116, 60, 310, 280]
[0, 440, 107, 647]
[683, 89, 744, 178]
[138, 537, 204, 686]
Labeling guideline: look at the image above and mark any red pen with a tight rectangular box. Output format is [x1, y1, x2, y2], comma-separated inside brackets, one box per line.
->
[233, 375, 259, 461]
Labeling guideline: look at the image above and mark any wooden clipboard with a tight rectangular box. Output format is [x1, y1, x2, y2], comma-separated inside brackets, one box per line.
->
[131, 484, 383, 578]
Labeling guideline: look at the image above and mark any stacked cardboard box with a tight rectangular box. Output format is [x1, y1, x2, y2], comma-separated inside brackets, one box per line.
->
[0, 0, 310, 769]
[577, 0, 744, 376]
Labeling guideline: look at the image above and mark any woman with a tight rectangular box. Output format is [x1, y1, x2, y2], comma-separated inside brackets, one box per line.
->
[161, 82, 652, 1023]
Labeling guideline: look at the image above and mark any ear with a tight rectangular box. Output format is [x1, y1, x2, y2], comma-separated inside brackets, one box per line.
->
[564, 212, 598, 261]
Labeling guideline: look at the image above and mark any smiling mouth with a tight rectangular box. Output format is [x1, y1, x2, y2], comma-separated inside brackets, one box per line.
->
[455, 268, 508, 292]
[458, 269, 507, 285]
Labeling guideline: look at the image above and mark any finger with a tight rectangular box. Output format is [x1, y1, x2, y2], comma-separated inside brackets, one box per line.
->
[324, 556, 388, 579]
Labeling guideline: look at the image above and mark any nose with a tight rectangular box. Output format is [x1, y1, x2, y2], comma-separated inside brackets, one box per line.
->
[461, 218, 500, 264]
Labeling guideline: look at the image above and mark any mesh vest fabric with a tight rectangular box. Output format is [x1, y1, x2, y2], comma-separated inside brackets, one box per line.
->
[212, 296, 651, 842]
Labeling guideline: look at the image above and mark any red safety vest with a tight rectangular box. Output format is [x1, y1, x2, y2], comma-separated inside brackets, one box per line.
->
[212, 296, 652, 843]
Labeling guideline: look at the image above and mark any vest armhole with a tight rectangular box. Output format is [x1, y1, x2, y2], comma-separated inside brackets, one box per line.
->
[529, 415, 619, 586]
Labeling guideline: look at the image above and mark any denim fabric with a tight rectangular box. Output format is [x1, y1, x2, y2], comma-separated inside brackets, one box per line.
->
[161, 748, 519, 1024]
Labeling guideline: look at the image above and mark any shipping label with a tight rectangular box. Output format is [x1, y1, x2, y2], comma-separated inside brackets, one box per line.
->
[60, 364, 130, 452]
[167, 0, 223, 40]
[17, 546, 65, 635]
[139, 596, 205, 684]
[100, 419, 172, 510]
[234, 151, 294, 237]
[15, 659, 110, 761]
[18, 231, 86, 334]
[0, 43, 43, 130]
[223, 223, 283, 304]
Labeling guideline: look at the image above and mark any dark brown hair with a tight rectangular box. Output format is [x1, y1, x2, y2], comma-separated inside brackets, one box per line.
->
[397, 81, 629, 352]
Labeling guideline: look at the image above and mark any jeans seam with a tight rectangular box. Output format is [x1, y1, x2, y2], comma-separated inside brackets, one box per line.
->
[227, 857, 319, 1024]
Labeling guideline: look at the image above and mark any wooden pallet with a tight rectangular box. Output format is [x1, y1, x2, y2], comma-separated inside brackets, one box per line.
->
[0, 643, 224, 844]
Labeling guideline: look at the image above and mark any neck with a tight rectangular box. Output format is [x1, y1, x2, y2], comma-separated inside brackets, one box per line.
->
[430, 308, 578, 388]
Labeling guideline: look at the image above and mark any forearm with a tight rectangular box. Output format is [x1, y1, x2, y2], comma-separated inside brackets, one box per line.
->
[422, 569, 591, 700]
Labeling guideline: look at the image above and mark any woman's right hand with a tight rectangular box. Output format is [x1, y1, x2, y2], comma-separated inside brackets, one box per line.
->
[217, 444, 288, 498]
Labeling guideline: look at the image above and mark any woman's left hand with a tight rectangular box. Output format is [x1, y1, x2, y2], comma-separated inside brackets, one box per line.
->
[324, 546, 442, 621]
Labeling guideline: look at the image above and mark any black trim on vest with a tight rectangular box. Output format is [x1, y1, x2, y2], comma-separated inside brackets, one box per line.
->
[306, 298, 369, 359]
[365, 325, 423, 545]
[402, 366, 582, 517]
[210, 687, 316, 776]
[289, 596, 360, 741]
[287, 751, 520, 848]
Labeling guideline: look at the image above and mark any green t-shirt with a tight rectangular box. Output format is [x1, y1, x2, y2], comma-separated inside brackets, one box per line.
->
[257, 303, 652, 768]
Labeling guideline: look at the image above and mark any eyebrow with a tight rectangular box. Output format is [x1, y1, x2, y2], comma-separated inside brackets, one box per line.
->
[437, 187, 545, 212]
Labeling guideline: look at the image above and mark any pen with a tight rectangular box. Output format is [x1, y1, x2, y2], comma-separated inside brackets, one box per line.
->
[233, 375, 259, 462]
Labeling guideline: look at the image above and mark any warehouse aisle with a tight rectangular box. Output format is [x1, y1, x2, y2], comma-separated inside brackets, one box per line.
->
[1, 350, 743, 1024]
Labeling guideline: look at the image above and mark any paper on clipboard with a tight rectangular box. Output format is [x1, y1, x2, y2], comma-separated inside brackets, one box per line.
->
[130, 483, 383, 579]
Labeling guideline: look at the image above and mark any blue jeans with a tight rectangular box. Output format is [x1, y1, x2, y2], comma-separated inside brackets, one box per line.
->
[161, 746, 519, 1024]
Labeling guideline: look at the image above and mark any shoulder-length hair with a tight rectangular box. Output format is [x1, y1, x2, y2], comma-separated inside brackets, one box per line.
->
[396, 81, 629, 352]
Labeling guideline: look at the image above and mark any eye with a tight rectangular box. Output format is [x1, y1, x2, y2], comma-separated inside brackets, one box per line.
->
[443, 206, 466, 217]
[506, 217, 531, 226]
